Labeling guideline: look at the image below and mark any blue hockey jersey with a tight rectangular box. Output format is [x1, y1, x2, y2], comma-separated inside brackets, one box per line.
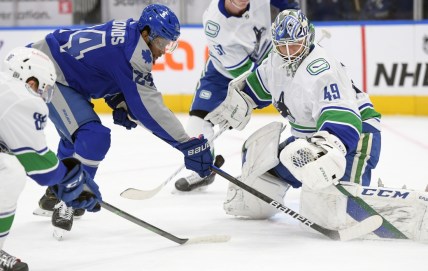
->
[31, 19, 189, 146]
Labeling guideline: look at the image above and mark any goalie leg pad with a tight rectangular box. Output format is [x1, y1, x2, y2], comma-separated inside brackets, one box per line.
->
[223, 172, 290, 220]
[300, 183, 428, 241]
[241, 122, 283, 182]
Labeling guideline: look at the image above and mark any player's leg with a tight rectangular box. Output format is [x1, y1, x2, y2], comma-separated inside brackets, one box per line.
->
[0, 153, 29, 270]
[175, 60, 229, 192]
[36, 83, 111, 236]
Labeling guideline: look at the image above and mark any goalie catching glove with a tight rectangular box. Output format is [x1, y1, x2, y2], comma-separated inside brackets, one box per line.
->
[51, 157, 102, 212]
[280, 131, 347, 190]
[205, 70, 256, 131]
[176, 135, 213, 177]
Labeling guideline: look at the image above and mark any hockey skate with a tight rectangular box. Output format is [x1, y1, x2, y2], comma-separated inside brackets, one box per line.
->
[52, 201, 74, 241]
[0, 250, 28, 271]
[174, 155, 225, 192]
[33, 187, 85, 218]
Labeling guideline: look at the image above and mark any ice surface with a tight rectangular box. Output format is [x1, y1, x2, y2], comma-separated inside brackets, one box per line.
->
[6, 114, 428, 271]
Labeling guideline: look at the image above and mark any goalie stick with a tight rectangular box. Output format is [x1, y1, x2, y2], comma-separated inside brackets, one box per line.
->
[100, 201, 230, 245]
[210, 164, 383, 241]
[120, 127, 227, 200]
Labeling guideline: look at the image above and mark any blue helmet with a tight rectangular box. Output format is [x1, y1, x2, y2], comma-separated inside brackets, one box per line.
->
[138, 4, 180, 42]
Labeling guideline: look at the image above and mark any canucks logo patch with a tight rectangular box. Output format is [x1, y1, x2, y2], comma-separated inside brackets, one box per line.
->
[205, 20, 220, 38]
[199, 90, 212, 100]
[306, 58, 330, 75]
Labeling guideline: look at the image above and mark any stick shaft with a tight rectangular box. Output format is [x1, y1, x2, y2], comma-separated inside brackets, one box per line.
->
[100, 201, 188, 244]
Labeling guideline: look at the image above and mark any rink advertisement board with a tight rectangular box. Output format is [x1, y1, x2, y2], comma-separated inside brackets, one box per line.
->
[0, 0, 72, 26]
[0, 21, 427, 115]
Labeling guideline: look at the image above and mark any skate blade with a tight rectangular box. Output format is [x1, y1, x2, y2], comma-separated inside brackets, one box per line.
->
[53, 227, 66, 241]
[33, 207, 53, 217]
[33, 207, 83, 219]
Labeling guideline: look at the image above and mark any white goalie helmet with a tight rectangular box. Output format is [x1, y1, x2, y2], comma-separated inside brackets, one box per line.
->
[3, 47, 57, 103]
[271, 9, 315, 70]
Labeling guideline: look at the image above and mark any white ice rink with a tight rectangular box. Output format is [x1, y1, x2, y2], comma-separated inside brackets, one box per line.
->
[5, 114, 428, 271]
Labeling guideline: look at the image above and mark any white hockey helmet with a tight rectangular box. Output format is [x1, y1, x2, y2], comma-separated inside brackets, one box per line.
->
[3, 47, 57, 103]
[271, 9, 315, 70]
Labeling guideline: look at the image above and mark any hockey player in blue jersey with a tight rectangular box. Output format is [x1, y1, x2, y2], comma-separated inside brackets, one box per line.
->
[29, 4, 213, 231]
[174, 0, 300, 192]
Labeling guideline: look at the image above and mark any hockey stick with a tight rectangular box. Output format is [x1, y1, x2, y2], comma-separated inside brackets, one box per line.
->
[120, 127, 227, 200]
[210, 164, 383, 241]
[100, 201, 230, 245]
[317, 29, 331, 45]
[335, 185, 408, 239]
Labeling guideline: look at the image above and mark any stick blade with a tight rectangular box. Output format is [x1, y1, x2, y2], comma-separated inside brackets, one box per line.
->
[339, 215, 383, 241]
[120, 187, 160, 200]
[183, 235, 231, 245]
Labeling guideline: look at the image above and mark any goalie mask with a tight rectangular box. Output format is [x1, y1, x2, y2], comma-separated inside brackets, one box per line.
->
[3, 47, 57, 103]
[271, 9, 315, 72]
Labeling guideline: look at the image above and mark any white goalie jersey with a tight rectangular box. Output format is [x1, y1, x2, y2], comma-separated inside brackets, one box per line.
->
[203, 0, 273, 78]
[246, 44, 378, 151]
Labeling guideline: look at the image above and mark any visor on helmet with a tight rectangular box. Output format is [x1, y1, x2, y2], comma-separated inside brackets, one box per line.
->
[151, 36, 178, 54]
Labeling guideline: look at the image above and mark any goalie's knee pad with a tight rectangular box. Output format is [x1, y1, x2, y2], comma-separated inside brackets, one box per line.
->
[0, 153, 27, 210]
[223, 172, 290, 220]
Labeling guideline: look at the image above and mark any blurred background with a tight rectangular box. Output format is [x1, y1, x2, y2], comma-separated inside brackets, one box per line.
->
[0, 0, 427, 116]
[0, 0, 422, 26]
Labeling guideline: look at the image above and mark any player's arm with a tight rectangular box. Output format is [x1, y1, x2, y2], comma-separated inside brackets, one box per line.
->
[120, 72, 213, 177]
[205, 58, 274, 130]
[1, 99, 67, 185]
[314, 79, 362, 153]
[3, 99, 102, 211]
[104, 92, 137, 130]
[277, 75, 362, 190]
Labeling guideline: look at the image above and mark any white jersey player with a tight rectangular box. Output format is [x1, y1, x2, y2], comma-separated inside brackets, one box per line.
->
[0, 47, 103, 271]
[206, 9, 428, 241]
[175, 0, 299, 192]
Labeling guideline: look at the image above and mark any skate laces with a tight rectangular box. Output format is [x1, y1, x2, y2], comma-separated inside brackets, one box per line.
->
[0, 250, 19, 269]
[184, 172, 204, 185]
[54, 201, 74, 220]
